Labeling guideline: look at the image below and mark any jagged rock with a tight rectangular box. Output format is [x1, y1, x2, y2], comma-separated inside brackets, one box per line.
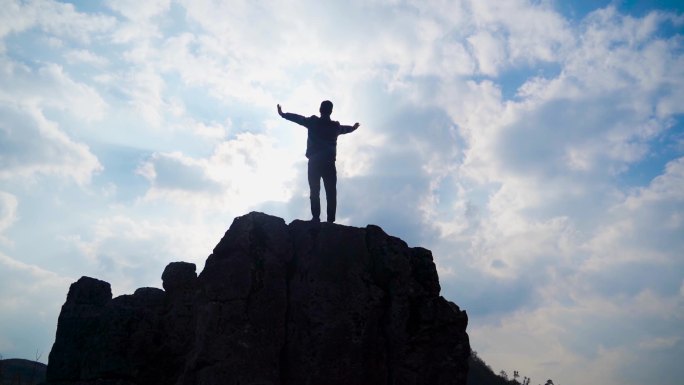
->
[178, 212, 291, 385]
[162, 262, 197, 295]
[46, 276, 112, 382]
[46, 212, 470, 385]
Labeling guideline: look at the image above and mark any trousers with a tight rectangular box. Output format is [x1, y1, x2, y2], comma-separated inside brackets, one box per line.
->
[308, 159, 337, 222]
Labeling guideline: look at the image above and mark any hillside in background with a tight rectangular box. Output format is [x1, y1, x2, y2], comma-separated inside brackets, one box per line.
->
[0, 358, 46, 385]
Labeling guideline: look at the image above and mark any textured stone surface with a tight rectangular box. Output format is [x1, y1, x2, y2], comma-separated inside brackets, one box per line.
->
[46, 212, 470, 385]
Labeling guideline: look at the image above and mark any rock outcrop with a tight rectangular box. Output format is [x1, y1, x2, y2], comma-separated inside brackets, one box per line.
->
[46, 212, 470, 385]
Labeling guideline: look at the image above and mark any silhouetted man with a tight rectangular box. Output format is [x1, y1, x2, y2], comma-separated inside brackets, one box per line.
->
[278, 101, 360, 223]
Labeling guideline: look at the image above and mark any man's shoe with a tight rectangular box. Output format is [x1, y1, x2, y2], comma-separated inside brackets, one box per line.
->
[311, 217, 320, 223]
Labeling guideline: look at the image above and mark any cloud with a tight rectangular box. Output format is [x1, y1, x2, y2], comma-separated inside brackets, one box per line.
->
[433, 6, 683, 188]
[63, 214, 212, 295]
[0, 104, 102, 184]
[0, 191, 18, 244]
[584, 156, 684, 270]
[425, 5, 684, 274]
[64, 49, 109, 66]
[0, 0, 115, 49]
[468, 31, 507, 76]
[457, 154, 684, 384]
[468, 0, 574, 63]
[137, 132, 299, 212]
[0, 58, 108, 121]
[624, 156, 684, 208]
[423, 8, 684, 384]
[105, 0, 171, 21]
[469, 290, 684, 385]
[122, 66, 167, 127]
[136, 151, 223, 193]
[0, 252, 72, 360]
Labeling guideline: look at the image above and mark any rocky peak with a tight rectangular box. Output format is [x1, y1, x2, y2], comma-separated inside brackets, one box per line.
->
[46, 212, 470, 385]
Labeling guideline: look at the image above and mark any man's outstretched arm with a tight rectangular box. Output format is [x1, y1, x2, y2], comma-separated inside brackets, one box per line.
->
[277, 104, 309, 127]
[339, 122, 360, 134]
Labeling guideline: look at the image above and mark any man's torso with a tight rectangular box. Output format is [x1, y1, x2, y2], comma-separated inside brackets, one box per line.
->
[305, 116, 340, 161]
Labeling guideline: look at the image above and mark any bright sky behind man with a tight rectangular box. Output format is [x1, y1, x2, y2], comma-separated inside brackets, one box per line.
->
[0, 1, 683, 384]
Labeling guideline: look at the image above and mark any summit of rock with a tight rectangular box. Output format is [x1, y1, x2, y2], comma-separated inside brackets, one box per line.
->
[46, 212, 470, 385]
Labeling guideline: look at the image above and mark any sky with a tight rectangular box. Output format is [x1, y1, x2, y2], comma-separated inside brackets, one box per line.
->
[0, 0, 682, 384]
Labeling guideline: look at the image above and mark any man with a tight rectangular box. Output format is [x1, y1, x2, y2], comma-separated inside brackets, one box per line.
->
[278, 100, 360, 223]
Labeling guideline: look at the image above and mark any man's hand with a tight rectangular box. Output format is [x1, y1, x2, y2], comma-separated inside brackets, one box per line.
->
[353, 123, 360, 130]
[277, 104, 284, 117]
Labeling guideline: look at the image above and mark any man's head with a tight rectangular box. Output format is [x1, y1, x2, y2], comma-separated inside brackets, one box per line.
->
[320, 100, 333, 117]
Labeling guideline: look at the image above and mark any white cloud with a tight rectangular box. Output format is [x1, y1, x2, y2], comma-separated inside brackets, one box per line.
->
[468, 31, 506, 76]
[123, 66, 167, 127]
[468, 0, 574, 64]
[460, 152, 684, 383]
[105, 0, 171, 21]
[0, 252, 72, 304]
[0, 251, 72, 359]
[207, 133, 297, 197]
[0, 191, 18, 243]
[584, 157, 684, 269]
[624, 157, 684, 208]
[63, 213, 223, 295]
[426, 8, 684, 268]
[639, 336, 681, 350]
[471, 280, 684, 385]
[0, 59, 107, 121]
[136, 151, 222, 193]
[0, 0, 115, 47]
[137, 132, 299, 212]
[0, 104, 102, 184]
[105, 0, 171, 43]
[424, 8, 684, 384]
[64, 49, 109, 66]
[188, 119, 229, 140]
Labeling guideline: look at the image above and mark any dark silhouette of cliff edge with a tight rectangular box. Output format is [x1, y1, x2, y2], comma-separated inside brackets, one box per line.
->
[45, 212, 470, 385]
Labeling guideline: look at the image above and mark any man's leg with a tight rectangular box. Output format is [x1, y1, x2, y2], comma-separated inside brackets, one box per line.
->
[307, 160, 321, 221]
[321, 160, 337, 223]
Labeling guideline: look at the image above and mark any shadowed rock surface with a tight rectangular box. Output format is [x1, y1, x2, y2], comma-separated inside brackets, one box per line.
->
[46, 212, 470, 385]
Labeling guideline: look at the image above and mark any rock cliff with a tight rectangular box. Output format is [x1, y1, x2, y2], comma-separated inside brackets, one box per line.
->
[46, 212, 470, 385]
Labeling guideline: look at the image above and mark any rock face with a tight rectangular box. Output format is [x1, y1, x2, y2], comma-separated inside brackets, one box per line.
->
[46, 212, 470, 385]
